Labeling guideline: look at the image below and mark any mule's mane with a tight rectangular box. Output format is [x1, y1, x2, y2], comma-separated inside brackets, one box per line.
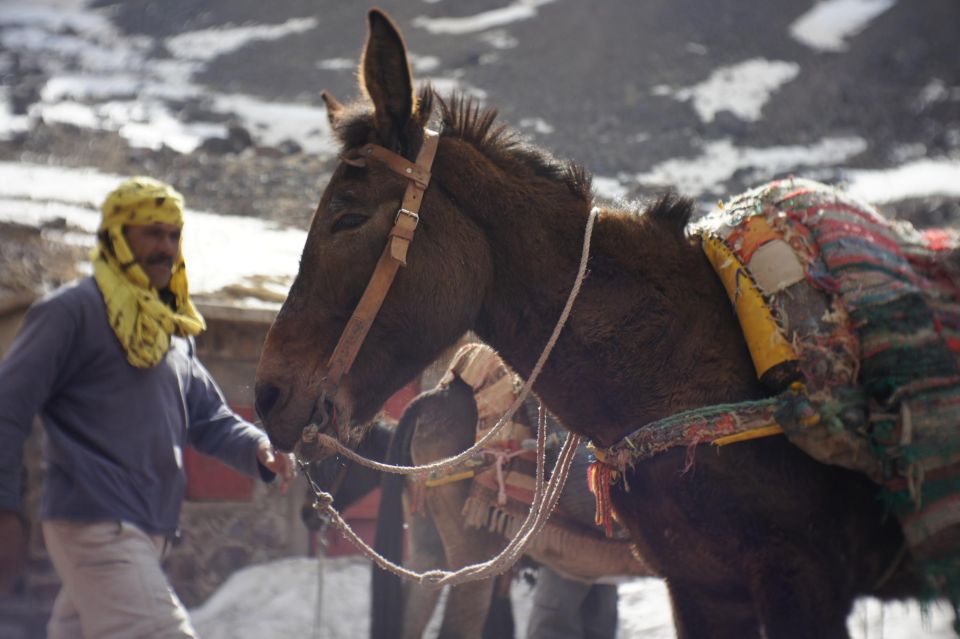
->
[331, 85, 697, 240]
[335, 86, 592, 201]
[437, 92, 592, 199]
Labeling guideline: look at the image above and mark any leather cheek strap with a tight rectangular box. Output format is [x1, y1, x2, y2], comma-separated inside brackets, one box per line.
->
[324, 129, 440, 392]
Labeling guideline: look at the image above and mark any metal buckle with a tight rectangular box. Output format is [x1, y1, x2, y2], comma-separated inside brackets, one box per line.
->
[395, 208, 420, 226]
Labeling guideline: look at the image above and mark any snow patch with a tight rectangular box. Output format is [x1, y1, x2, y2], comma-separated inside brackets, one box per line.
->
[413, 0, 557, 35]
[165, 18, 318, 63]
[790, 0, 897, 52]
[635, 137, 868, 196]
[0, 162, 304, 302]
[663, 58, 800, 123]
[843, 158, 960, 203]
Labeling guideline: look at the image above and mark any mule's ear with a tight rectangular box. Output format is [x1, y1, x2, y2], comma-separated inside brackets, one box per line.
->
[360, 8, 415, 143]
[321, 91, 345, 128]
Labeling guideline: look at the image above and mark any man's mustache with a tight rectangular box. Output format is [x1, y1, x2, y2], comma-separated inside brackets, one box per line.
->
[146, 254, 174, 267]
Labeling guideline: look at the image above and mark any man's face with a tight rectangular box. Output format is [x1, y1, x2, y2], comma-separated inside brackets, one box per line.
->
[123, 222, 182, 289]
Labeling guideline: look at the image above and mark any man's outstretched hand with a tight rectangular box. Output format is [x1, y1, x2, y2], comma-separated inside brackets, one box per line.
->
[256, 441, 296, 493]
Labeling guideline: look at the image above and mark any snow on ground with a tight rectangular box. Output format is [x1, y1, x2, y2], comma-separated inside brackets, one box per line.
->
[1, 0, 940, 199]
[0, 1, 335, 154]
[844, 159, 960, 203]
[411, 0, 558, 35]
[790, 0, 898, 52]
[654, 58, 801, 124]
[0, 162, 304, 305]
[188, 555, 958, 638]
[165, 17, 318, 63]
[634, 136, 869, 197]
[0, 0, 500, 155]
[5, 157, 960, 305]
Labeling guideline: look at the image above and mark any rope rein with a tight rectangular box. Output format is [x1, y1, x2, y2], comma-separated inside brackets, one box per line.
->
[301, 206, 598, 587]
[304, 412, 582, 588]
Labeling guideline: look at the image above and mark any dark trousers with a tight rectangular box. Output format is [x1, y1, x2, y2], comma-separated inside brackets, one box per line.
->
[526, 566, 619, 639]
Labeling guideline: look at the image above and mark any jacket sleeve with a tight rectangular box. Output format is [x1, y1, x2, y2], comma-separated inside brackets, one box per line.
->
[185, 350, 274, 481]
[0, 297, 78, 510]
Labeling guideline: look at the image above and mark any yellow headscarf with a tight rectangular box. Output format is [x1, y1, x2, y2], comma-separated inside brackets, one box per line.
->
[92, 176, 205, 368]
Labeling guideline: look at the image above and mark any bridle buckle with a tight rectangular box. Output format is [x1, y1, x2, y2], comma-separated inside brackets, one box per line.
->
[395, 208, 420, 226]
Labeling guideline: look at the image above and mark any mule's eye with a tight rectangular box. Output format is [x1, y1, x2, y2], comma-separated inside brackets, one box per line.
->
[331, 213, 369, 233]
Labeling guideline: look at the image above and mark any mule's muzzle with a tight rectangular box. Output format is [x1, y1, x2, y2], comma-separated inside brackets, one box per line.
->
[254, 382, 281, 424]
[294, 396, 338, 458]
[253, 380, 311, 452]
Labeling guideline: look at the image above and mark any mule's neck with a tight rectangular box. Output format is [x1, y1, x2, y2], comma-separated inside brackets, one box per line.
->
[436, 141, 763, 446]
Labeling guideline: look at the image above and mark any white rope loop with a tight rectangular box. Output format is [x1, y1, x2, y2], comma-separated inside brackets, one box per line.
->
[310, 411, 582, 588]
[303, 206, 600, 586]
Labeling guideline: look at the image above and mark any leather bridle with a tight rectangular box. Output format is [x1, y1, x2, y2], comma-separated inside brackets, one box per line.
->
[322, 128, 440, 401]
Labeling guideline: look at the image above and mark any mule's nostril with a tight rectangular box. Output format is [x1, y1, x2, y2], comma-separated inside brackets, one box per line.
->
[255, 383, 281, 421]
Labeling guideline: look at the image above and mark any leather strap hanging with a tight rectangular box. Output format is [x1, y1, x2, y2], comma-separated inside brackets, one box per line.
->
[325, 129, 440, 391]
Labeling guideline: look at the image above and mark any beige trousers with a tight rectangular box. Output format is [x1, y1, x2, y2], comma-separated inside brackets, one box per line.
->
[42, 520, 197, 639]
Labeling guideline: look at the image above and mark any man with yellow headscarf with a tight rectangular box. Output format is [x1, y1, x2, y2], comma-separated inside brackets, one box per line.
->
[0, 177, 295, 639]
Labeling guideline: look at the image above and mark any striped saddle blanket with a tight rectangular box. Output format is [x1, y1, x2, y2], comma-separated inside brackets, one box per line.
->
[695, 177, 960, 602]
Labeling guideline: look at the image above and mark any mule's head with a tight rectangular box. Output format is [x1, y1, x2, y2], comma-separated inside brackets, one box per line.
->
[255, 9, 493, 453]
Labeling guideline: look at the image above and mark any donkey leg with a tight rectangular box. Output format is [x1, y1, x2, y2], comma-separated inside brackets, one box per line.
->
[401, 510, 447, 639]
[427, 485, 502, 639]
[667, 579, 761, 639]
[436, 579, 498, 639]
[402, 584, 443, 639]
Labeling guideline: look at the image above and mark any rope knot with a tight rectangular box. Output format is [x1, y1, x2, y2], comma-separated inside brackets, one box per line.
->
[311, 491, 334, 513]
[418, 570, 449, 589]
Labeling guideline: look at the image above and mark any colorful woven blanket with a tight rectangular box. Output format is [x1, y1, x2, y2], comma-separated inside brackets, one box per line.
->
[596, 177, 960, 610]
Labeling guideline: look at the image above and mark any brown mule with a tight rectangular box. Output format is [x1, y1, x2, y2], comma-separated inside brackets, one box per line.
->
[256, 9, 925, 638]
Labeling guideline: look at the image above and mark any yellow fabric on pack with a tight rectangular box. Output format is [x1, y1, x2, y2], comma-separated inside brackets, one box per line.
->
[701, 234, 796, 380]
[92, 177, 205, 368]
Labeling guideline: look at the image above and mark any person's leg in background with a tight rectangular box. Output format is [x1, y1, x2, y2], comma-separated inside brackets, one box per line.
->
[582, 582, 619, 639]
[526, 566, 593, 639]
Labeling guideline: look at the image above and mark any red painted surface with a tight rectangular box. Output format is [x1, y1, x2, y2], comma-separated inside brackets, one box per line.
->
[184, 448, 255, 501]
[383, 380, 419, 419]
[324, 488, 382, 556]
[184, 405, 257, 501]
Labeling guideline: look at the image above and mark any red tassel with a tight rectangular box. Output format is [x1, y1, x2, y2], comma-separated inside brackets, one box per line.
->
[408, 477, 426, 514]
[587, 461, 615, 538]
